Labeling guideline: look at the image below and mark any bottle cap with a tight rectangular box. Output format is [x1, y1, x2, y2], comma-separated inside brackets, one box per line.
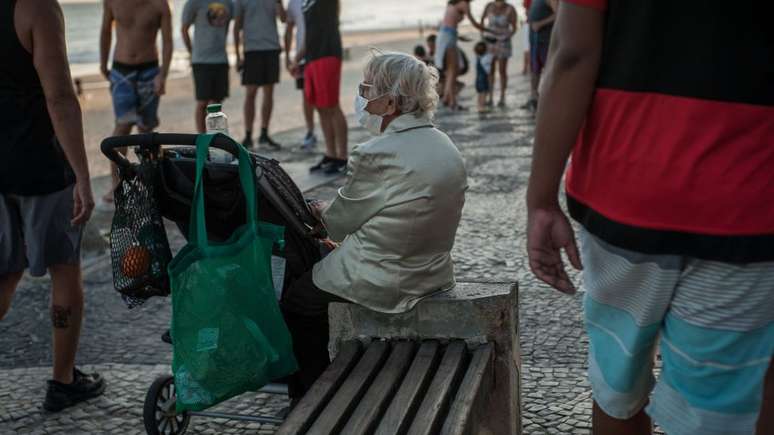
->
[206, 104, 222, 113]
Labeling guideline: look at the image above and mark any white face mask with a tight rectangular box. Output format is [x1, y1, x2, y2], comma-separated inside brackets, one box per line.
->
[354, 92, 388, 136]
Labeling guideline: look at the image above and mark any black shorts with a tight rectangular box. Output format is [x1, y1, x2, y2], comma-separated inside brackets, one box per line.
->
[242, 50, 280, 86]
[192, 63, 229, 101]
[295, 64, 305, 90]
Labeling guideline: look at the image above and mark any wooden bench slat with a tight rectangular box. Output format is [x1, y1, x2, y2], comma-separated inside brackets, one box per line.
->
[406, 341, 469, 435]
[440, 344, 494, 435]
[306, 340, 391, 435]
[276, 341, 363, 435]
[340, 341, 417, 435]
[374, 341, 442, 435]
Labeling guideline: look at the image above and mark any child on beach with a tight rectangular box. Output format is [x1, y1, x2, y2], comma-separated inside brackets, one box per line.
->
[474, 41, 493, 111]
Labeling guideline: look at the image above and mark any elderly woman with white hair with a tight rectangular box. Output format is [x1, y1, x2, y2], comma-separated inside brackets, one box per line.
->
[280, 52, 468, 400]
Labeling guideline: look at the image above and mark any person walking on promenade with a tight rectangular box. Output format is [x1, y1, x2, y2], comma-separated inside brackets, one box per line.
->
[0, 0, 105, 412]
[436, 0, 489, 110]
[291, 0, 348, 175]
[523, 0, 556, 111]
[526, 2, 774, 435]
[521, 0, 531, 74]
[481, 0, 517, 107]
[182, 0, 235, 133]
[234, 0, 286, 149]
[285, 0, 318, 151]
[100, 0, 173, 203]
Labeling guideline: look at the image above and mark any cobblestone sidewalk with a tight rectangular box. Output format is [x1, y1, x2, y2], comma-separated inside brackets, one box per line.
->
[1, 75, 603, 434]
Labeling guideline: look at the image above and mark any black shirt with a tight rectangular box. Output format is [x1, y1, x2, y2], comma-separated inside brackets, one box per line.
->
[0, 0, 74, 195]
[302, 0, 342, 62]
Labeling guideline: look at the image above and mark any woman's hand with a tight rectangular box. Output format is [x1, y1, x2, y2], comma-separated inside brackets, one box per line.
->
[308, 199, 327, 221]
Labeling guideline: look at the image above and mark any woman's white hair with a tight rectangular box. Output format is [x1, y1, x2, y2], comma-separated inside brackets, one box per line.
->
[364, 51, 440, 118]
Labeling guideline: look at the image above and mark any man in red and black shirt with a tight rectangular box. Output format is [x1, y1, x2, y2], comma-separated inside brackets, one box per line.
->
[526, 1, 773, 434]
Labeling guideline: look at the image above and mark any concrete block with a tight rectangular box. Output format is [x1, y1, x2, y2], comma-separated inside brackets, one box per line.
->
[328, 281, 521, 435]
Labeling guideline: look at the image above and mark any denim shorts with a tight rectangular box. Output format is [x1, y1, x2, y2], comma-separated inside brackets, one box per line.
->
[109, 61, 161, 130]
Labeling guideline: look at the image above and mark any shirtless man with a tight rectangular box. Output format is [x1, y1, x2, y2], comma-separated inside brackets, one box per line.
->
[436, 0, 488, 110]
[100, 0, 173, 202]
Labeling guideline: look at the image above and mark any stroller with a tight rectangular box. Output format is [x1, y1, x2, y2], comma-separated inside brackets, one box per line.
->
[101, 133, 324, 435]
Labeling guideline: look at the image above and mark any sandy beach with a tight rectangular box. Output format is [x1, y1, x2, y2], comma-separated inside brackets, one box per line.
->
[78, 26, 478, 179]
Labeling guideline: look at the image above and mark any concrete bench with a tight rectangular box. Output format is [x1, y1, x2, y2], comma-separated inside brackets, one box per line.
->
[277, 282, 520, 435]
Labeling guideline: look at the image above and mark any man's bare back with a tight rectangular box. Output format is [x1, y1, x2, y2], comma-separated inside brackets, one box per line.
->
[103, 0, 166, 65]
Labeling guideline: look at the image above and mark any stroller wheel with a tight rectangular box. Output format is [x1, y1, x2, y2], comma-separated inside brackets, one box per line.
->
[143, 374, 191, 435]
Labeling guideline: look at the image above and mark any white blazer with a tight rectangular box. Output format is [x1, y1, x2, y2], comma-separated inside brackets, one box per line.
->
[312, 112, 468, 313]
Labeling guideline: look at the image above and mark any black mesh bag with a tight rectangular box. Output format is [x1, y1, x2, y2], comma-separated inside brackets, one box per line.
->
[110, 160, 172, 308]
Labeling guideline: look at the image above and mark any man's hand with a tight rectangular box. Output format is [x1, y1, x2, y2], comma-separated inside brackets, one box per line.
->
[236, 58, 244, 73]
[531, 21, 542, 32]
[153, 74, 166, 96]
[100, 64, 110, 81]
[71, 178, 95, 226]
[289, 60, 300, 78]
[526, 206, 582, 294]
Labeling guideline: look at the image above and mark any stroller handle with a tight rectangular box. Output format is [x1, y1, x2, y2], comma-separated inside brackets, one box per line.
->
[100, 133, 242, 170]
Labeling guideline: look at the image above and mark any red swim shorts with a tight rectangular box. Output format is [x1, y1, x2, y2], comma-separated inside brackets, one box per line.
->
[304, 56, 342, 109]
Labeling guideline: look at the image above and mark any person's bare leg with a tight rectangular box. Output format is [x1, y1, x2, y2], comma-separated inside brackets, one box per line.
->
[303, 95, 315, 134]
[488, 58, 497, 105]
[243, 85, 258, 137]
[316, 107, 336, 158]
[443, 47, 459, 108]
[195, 101, 208, 133]
[260, 84, 274, 131]
[331, 105, 348, 160]
[592, 401, 652, 435]
[522, 50, 530, 75]
[0, 272, 24, 320]
[757, 358, 774, 434]
[498, 56, 509, 105]
[531, 69, 541, 102]
[103, 123, 133, 203]
[49, 263, 85, 384]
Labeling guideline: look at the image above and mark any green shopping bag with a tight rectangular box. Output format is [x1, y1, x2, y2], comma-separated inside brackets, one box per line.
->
[168, 134, 298, 413]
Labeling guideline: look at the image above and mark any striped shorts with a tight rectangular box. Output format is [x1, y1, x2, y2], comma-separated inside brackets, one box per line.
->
[580, 229, 774, 435]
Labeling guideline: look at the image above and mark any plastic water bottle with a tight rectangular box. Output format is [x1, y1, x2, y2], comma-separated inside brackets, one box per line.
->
[205, 103, 232, 163]
[205, 103, 229, 136]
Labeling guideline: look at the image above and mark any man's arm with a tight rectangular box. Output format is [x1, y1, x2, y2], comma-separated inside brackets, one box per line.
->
[156, 0, 173, 95]
[181, 1, 194, 56]
[531, 0, 558, 31]
[526, 1, 605, 293]
[464, 2, 488, 32]
[284, 16, 295, 70]
[23, 0, 94, 224]
[233, 12, 243, 70]
[276, 0, 287, 23]
[99, 0, 113, 80]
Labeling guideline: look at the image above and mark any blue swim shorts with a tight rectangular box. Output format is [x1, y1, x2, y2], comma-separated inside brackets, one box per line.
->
[109, 60, 161, 130]
[580, 229, 774, 435]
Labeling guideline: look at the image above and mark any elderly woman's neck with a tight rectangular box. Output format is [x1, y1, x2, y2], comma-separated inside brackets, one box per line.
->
[380, 110, 404, 132]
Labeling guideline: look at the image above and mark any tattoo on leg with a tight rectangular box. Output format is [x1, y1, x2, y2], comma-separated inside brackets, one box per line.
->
[51, 305, 72, 328]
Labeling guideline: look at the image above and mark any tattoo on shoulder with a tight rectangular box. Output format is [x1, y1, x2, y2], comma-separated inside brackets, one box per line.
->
[51, 305, 72, 329]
